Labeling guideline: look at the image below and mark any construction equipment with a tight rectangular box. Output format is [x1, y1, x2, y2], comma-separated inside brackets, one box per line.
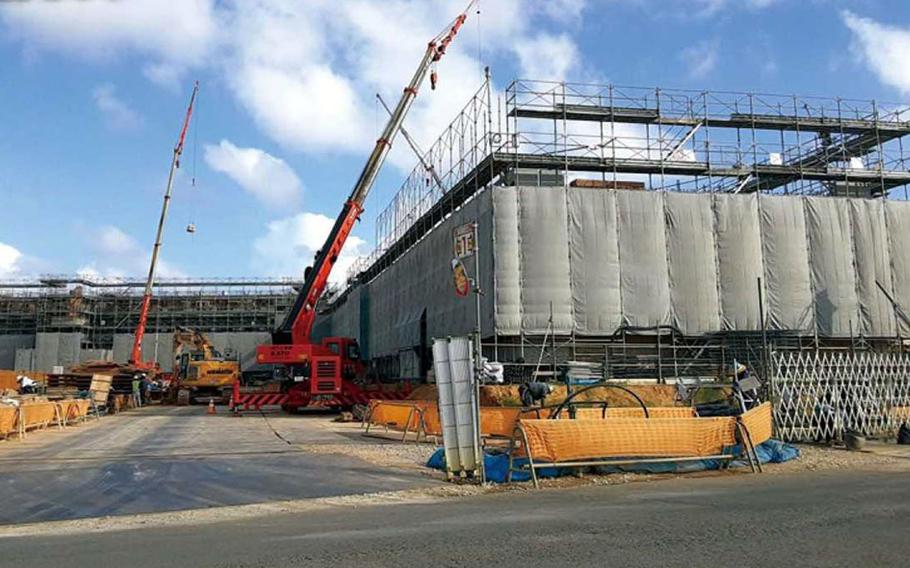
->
[50, 82, 200, 393]
[243, 2, 476, 412]
[172, 327, 239, 405]
[130, 81, 200, 370]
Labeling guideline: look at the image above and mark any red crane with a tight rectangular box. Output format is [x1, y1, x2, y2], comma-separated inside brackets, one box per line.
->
[242, 2, 477, 411]
[129, 82, 200, 370]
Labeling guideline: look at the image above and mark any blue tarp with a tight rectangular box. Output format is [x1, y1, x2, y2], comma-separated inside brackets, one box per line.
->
[426, 439, 800, 484]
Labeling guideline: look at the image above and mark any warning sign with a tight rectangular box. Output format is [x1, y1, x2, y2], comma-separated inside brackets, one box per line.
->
[453, 223, 477, 259]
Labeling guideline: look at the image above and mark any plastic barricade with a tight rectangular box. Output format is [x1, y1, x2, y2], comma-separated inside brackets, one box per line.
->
[0, 406, 17, 439]
[739, 402, 773, 446]
[518, 417, 737, 464]
[19, 401, 60, 434]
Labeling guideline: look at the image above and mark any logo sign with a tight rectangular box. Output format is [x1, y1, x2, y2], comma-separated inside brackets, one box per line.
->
[452, 258, 471, 297]
[453, 223, 477, 259]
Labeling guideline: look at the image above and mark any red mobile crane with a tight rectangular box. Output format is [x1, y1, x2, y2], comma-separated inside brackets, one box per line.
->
[131, 82, 200, 370]
[237, 2, 477, 412]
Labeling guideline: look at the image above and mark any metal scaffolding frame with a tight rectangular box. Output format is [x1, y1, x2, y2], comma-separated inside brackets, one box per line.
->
[349, 78, 910, 288]
[0, 276, 299, 348]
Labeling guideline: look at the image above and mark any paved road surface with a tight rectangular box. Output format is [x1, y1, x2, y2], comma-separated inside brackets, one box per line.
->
[0, 407, 429, 524]
[4, 469, 909, 567]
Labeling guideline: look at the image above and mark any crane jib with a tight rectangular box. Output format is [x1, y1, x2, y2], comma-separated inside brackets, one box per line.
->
[271, 0, 475, 348]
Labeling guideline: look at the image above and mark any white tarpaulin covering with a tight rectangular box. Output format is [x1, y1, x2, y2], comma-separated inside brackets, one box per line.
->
[321, 187, 910, 365]
[715, 194, 764, 330]
[568, 188, 622, 333]
[616, 190, 672, 328]
[665, 192, 721, 334]
[760, 196, 815, 332]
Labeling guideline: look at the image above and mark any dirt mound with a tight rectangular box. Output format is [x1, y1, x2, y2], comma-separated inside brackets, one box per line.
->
[410, 383, 702, 408]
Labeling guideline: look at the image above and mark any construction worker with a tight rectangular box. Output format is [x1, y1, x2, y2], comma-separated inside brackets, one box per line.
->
[519, 381, 553, 408]
[16, 375, 37, 395]
[131, 374, 143, 408]
[141, 374, 153, 405]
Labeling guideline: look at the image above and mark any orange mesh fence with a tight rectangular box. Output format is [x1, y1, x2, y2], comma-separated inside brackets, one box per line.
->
[568, 407, 697, 420]
[519, 417, 737, 463]
[19, 402, 58, 430]
[740, 402, 773, 446]
[0, 406, 17, 437]
[368, 401, 539, 438]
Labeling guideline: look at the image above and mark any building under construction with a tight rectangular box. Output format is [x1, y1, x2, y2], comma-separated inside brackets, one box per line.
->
[4, 78, 910, 380]
[317, 78, 910, 380]
[0, 277, 299, 372]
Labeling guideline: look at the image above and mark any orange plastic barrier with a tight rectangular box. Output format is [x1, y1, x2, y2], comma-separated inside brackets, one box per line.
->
[739, 402, 773, 446]
[58, 400, 91, 424]
[519, 417, 738, 463]
[0, 406, 17, 438]
[366, 400, 426, 432]
[19, 402, 59, 432]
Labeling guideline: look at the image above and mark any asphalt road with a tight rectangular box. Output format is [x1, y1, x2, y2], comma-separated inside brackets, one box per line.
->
[4, 469, 909, 567]
[0, 407, 429, 524]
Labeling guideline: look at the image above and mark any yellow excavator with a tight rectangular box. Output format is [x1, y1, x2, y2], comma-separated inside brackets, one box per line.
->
[172, 327, 239, 405]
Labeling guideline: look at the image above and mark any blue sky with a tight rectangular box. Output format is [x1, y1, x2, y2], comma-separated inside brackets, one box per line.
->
[1, 0, 909, 281]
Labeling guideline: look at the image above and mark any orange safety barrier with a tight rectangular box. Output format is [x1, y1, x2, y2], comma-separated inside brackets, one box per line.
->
[18, 401, 60, 434]
[518, 417, 738, 464]
[58, 399, 92, 425]
[739, 402, 773, 446]
[0, 406, 17, 439]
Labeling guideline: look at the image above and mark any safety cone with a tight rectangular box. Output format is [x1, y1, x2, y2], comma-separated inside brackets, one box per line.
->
[207, 399, 216, 415]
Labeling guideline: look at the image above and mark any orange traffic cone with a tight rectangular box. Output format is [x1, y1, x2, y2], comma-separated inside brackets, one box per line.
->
[207, 399, 216, 415]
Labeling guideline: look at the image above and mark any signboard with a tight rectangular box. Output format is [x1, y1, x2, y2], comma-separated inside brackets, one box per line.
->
[452, 258, 471, 297]
[453, 223, 477, 259]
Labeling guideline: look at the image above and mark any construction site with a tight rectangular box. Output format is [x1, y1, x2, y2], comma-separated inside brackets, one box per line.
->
[3, 2, 910, 566]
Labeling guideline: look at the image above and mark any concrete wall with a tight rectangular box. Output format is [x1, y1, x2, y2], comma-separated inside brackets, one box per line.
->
[35, 332, 82, 372]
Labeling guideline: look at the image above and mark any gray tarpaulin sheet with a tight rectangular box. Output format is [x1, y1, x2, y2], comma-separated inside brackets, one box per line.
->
[715, 194, 764, 330]
[321, 187, 910, 365]
[493, 188, 522, 333]
[616, 190, 672, 328]
[806, 198, 859, 336]
[850, 200, 896, 337]
[568, 188, 622, 333]
[518, 187, 573, 333]
[665, 192, 721, 334]
[885, 200, 910, 336]
[759, 196, 814, 332]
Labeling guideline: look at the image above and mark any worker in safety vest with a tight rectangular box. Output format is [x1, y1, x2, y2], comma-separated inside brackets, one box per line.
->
[131, 374, 143, 408]
[16, 375, 38, 395]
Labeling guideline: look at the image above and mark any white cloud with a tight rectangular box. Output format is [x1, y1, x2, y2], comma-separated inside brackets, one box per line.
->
[93, 84, 142, 131]
[0, 242, 23, 277]
[252, 213, 367, 282]
[84, 225, 184, 279]
[204, 140, 303, 209]
[680, 39, 720, 79]
[842, 11, 910, 96]
[0, 0, 217, 86]
[514, 33, 580, 80]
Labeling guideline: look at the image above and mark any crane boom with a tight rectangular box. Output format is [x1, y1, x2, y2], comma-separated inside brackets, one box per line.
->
[129, 82, 200, 367]
[273, 2, 476, 346]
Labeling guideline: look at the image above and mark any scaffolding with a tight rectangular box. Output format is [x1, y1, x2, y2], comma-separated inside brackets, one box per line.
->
[349, 78, 910, 286]
[0, 276, 299, 349]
